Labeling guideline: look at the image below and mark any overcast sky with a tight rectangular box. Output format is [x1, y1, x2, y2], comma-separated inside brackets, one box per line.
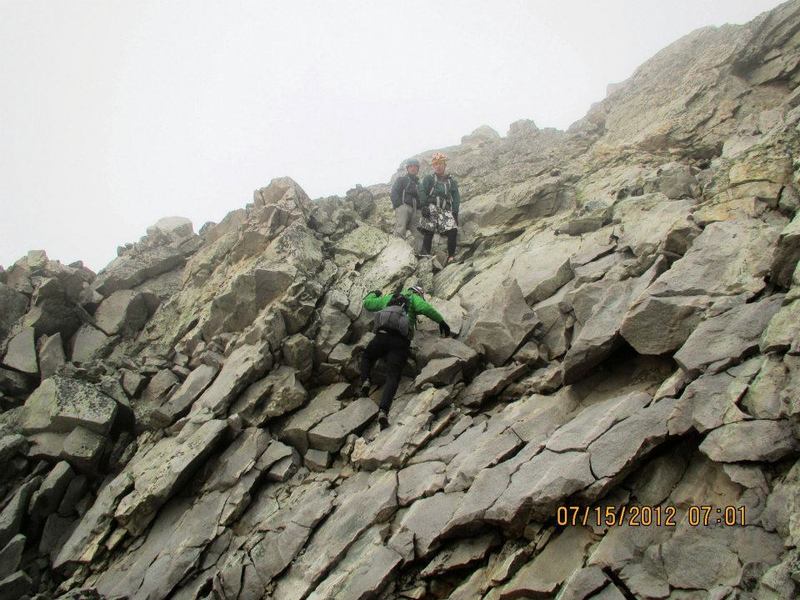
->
[0, 0, 786, 272]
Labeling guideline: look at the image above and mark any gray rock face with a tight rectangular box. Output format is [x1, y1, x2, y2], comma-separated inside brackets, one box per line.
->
[770, 207, 800, 288]
[0, 478, 40, 549]
[463, 278, 540, 366]
[0, 535, 25, 580]
[93, 245, 187, 297]
[22, 376, 118, 436]
[29, 461, 74, 519]
[114, 419, 227, 535]
[152, 363, 218, 426]
[699, 420, 799, 463]
[674, 295, 784, 373]
[192, 343, 271, 416]
[2, 327, 37, 375]
[93, 290, 156, 336]
[459, 363, 528, 408]
[231, 366, 308, 425]
[37, 333, 66, 380]
[69, 324, 115, 364]
[308, 398, 378, 452]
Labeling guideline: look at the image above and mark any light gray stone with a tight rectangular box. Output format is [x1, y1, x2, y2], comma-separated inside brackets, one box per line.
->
[29, 461, 74, 519]
[415, 357, 463, 388]
[0, 478, 40, 549]
[699, 420, 799, 463]
[2, 327, 37, 375]
[459, 363, 528, 408]
[674, 295, 783, 373]
[462, 277, 540, 366]
[152, 363, 218, 426]
[38, 333, 65, 380]
[231, 366, 307, 426]
[308, 398, 378, 452]
[398, 461, 447, 506]
[94, 290, 156, 336]
[192, 343, 271, 417]
[390, 491, 465, 559]
[114, 419, 228, 535]
[305, 448, 331, 471]
[93, 244, 187, 297]
[282, 333, 314, 381]
[61, 426, 106, 471]
[280, 382, 348, 453]
[0, 284, 28, 346]
[70, 324, 115, 364]
[0, 535, 24, 580]
[22, 376, 118, 436]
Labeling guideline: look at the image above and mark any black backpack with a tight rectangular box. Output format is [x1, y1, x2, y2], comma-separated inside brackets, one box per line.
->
[374, 293, 410, 338]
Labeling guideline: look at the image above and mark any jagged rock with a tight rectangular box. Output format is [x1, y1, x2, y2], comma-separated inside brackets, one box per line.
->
[62, 427, 106, 471]
[674, 295, 783, 373]
[58, 474, 89, 516]
[415, 357, 463, 388]
[398, 461, 447, 506]
[334, 223, 391, 262]
[307, 526, 402, 600]
[253, 176, 312, 221]
[547, 391, 650, 452]
[281, 382, 349, 453]
[498, 527, 595, 598]
[0, 477, 40, 549]
[415, 336, 480, 374]
[114, 419, 228, 535]
[282, 333, 314, 381]
[421, 533, 499, 577]
[563, 259, 664, 382]
[38, 333, 66, 380]
[308, 398, 378, 452]
[463, 277, 540, 366]
[1, 327, 37, 375]
[29, 461, 74, 519]
[93, 290, 157, 336]
[612, 195, 695, 257]
[667, 370, 750, 437]
[93, 244, 187, 297]
[391, 491, 465, 560]
[699, 420, 799, 463]
[152, 364, 218, 426]
[0, 535, 25, 580]
[192, 343, 271, 416]
[557, 566, 611, 600]
[304, 448, 331, 471]
[0, 284, 27, 345]
[273, 471, 396, 600]
[231, 366, 307, 426]
[70, 324, 115, 364]
[760, 298, 800, 353]
[23, 376, 118, 436]
[459, 363, 528, 408]
[621, 219, 779, 354]
[315, 305, 351, 362]
[741, 354, 799, 419]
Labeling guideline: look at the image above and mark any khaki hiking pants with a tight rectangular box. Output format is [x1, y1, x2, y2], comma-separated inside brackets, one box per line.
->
[394, 204, 421, 248]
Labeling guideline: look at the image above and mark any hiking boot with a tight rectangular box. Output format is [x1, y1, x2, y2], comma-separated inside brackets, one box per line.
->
[377, 409, 389, 430]
[360, 379, 371, 397]
[445, 255, 456, 265]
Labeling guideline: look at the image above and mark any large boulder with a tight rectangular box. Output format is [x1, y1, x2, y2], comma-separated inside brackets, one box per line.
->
[93, 245, 188, 297]
[462, 278, 540, 366]
[1, 327, 37, 375]
[0, 284, 28, 345]
[22, 376, 118, 436]
[93, 290, 158, 336]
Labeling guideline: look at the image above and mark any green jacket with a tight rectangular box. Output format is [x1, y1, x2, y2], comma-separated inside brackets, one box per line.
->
[363, 289, 444, 336]
[419, 173, 461, 217]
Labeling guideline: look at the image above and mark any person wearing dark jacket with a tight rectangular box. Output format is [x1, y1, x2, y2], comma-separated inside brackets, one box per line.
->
[360, 284, 450, 429]
[391, 158, 421, 242]
[418, 152, 461, 264]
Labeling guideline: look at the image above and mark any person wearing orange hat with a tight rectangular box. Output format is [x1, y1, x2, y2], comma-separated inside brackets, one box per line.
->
[418, 152, 461, 264]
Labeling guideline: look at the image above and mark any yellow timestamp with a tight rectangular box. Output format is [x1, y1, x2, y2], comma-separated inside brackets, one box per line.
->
[556, 505, 747, 527]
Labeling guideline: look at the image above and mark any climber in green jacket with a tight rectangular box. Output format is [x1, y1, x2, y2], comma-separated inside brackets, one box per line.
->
[360, 285, 450, 429]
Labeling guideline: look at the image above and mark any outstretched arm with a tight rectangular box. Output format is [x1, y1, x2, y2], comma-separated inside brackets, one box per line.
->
[363, 291, 390, 312]
[411, 295, 444, 324]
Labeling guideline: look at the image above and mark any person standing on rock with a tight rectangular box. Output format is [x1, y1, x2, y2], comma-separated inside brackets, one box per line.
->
[418, 152, 461, 264]
[360, 285, 450, 429]
[390, 158, 422, 243]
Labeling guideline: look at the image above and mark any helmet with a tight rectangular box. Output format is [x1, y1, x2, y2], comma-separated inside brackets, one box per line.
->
[430, 152, 448, 165]
[405, 158, 420, 168]
[409, 284, 425, 297]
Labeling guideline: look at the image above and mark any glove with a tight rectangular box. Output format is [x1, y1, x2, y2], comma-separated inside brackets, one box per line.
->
[370, 290, 383, 297]
[421, 206, 431, 219]
[439, 321, 451, 338]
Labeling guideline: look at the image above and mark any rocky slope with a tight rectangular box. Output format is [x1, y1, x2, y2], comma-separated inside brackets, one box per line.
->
[2, 2, 800, 599]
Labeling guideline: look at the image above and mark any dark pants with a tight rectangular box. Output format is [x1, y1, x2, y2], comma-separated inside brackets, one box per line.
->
[421, 229, 457, 257]
[360, 332, 411, 412]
